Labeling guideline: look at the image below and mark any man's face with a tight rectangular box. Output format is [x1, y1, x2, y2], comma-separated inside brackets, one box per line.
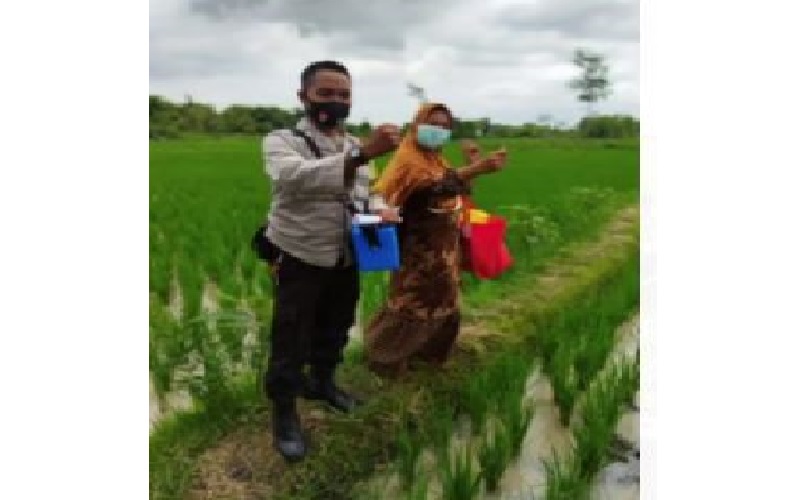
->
[299, 69, 352, 129]
[300, 69, 352, 107]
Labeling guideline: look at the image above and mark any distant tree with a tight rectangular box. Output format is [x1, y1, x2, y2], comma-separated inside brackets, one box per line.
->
[577, 115, 639, 138]
[181, 102, 217, 133]
[149, 95, 173, 118]
[220, 105, 258, 134]
[451, 118, 481, 140]
[568, 49, 612, 116]
[149, 95, 182, 139]
[148, 95, 594, 141]
[476, 117, 490, 138]
[356, 120, 372, 137]
[248, 106, 297, 133]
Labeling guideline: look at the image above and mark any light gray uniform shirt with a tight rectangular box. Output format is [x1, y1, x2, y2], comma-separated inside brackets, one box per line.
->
[263, 117, 389, 267]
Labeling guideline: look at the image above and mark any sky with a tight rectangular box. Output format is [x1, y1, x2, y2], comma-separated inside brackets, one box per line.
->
[150, 0, 639, 126]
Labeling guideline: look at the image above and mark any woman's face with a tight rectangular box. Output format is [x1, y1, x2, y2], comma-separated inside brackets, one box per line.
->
[415, 107, 454, 150]
[425, 109, 452, 130]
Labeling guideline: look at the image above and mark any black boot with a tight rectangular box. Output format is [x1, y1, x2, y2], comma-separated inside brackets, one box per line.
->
[271, 397, 306, 462]
[304, 368, 363, 413]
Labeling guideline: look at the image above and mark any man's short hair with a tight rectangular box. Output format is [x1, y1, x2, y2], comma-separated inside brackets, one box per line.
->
[300, 60, 351, 92]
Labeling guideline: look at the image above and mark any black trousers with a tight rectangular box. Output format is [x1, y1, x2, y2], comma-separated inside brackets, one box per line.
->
[264, 250, 360, 402]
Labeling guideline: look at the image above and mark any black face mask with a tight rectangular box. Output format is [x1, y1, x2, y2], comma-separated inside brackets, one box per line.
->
[306, 100, 350, 129]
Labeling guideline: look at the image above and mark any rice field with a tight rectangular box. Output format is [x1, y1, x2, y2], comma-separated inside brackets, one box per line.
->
[356, 252, 640, 500]
[149, 135, 640, 499]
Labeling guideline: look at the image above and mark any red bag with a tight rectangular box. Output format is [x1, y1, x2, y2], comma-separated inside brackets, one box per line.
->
[462, 215, 513, 279]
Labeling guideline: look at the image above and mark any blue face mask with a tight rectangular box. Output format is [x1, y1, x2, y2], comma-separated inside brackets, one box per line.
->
[416, 124, 451, 149]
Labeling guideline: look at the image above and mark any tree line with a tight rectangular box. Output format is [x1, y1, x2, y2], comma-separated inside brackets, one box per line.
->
[149, 95, 638, 140]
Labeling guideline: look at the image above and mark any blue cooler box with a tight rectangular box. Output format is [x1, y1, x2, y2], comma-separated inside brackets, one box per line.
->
[350, 223, 400, 272]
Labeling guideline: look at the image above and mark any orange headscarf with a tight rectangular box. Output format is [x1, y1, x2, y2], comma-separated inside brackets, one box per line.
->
[373, 103, 455, 207]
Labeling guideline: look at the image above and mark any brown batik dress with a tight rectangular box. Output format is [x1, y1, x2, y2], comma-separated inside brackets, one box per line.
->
[365, 169, 470, 376]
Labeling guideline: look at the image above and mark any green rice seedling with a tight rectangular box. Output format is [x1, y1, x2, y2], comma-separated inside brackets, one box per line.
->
[149, 339, 172, 398]
[536, 327, 560, 369]
[465, 279, 501, 307]
[491, 351, 530, 398]
[571, 335, 591, 392]
[438, 442, 482, 500]
[178, 264, 204, 322]
[216, 321, 246, 366]
[172, 321, 232, 413]
[251, 265, 273, 299]
[608, 358, 640, 414]
[626, 352, 641, 399]
[572, 360, 639, 482]
[201, 347, 228, 405]
[395, 420, 424, 489]
[149, 300, 182, 396]
[359, 272, 390, 325]
[216, 269, 239, 300]
[150, 253, 172, 304]
[477, 421, 512, 492]
[543, 450, 589, 500]
[428, 406, 457, 459]
[238, 254, 256, 290]
[573, 386, 618, 479]
[213, 288, 243, 311]
[500, 393, 534, 459]
[536, 307, 575, 366]
[574, 324, 616, 392]
[460, 372, 492, 436]
[404, 471, 429, 500]
[550, 343, 579, 426]
[491, 354, 536, 457]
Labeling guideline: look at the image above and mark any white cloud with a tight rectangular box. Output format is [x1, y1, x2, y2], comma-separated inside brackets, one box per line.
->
[150, 0, 639, 125]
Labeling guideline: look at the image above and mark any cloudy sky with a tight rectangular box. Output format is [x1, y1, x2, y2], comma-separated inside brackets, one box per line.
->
[150, 0, 638, 126]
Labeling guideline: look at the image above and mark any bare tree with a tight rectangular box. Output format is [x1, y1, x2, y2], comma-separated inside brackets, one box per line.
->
[568, 49, 612, 116]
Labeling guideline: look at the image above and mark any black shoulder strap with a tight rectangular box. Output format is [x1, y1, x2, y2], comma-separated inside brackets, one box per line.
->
[291, 129, 323, 159]
[291, 128, 365, 215]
